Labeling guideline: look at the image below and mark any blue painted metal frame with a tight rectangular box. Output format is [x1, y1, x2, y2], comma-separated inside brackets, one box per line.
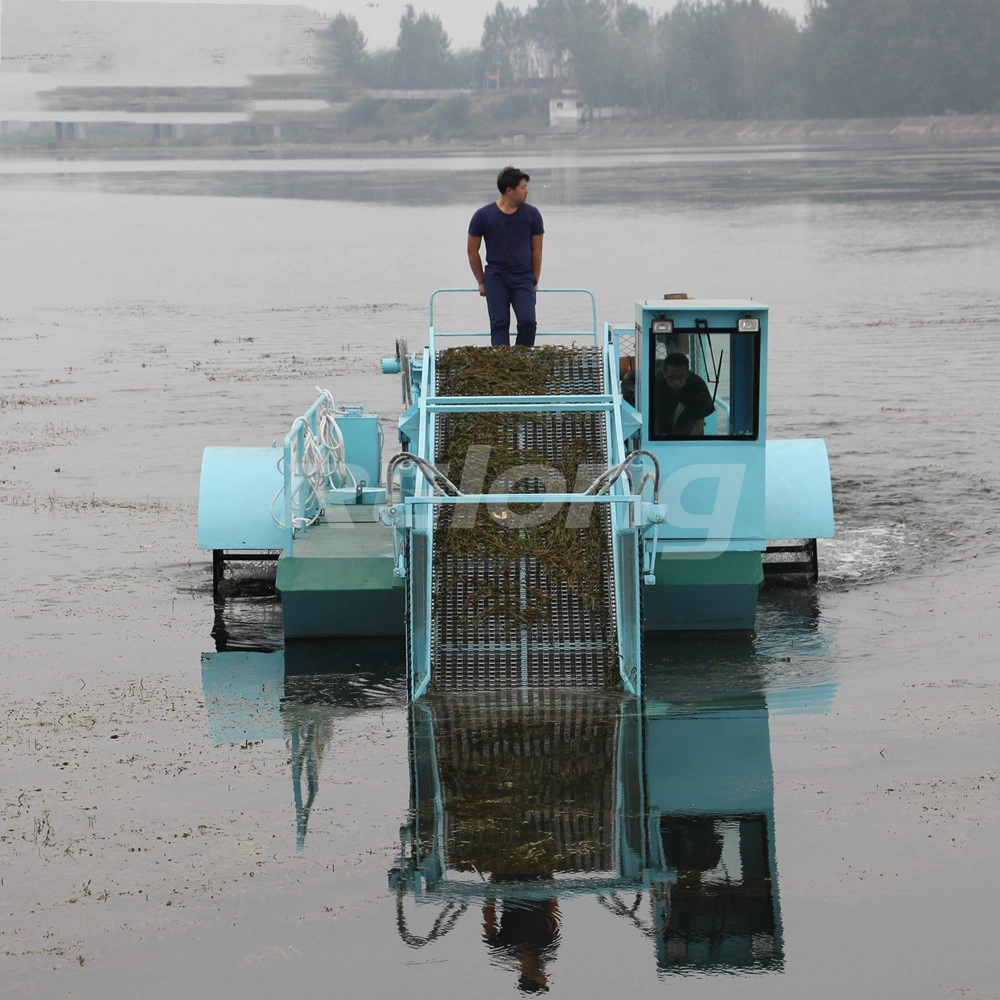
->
[635, 300, 769, 552]
[398, 301, 647, 698]
[408, 347, 436, 700]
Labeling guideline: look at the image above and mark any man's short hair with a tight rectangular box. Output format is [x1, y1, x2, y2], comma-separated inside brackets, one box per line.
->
[665, 353, 690, 368]
[497, 165, 529, 195]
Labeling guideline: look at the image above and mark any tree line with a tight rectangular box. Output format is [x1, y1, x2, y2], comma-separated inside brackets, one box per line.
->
[322, 0, 1000, 119]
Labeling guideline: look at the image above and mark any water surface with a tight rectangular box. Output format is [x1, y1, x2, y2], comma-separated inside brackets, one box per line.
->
[2, 144, 999, 999]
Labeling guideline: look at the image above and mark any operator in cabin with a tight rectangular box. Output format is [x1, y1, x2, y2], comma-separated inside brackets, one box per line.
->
[654, 352, 716, 437]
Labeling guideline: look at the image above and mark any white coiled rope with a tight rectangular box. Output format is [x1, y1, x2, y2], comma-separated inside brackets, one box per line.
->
[270, 388, 357, 531]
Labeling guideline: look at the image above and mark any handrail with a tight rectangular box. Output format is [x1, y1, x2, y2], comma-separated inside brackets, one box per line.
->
[421, 399, 616, 414]
[280, 403, 323, 551]
[275, 390, 354, 550]
[428, 287, 598, 352]
[402, 492, 635, 507]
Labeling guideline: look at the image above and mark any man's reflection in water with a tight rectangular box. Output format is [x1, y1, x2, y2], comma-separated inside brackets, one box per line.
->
[653, 815, 778, 967]
[482, 876, 561, 994]
[663, 815, 723, 875]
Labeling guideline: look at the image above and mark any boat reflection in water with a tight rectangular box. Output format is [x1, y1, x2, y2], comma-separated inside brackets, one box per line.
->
[201, 590, 834, 984]
[391, 591, 834, 985]
[201, 633, 406, 850]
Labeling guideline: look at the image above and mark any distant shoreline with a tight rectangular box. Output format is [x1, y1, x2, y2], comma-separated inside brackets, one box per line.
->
[284, 112, 1000, 158]
[563, 113, 1000, 148]
[4, 112, 1000, 158]
[272, 112, 1000, 155]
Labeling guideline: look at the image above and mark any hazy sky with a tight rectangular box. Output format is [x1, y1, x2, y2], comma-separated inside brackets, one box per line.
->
[79, 0, 812, 51]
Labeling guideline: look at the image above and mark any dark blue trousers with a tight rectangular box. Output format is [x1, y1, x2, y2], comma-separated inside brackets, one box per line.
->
[484, 271, 537, 346]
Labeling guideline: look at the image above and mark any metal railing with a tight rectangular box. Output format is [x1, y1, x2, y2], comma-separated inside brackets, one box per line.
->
[277, 391, 343, 550]
[428, 287, 598, 352]
[391, 335, 653, 699]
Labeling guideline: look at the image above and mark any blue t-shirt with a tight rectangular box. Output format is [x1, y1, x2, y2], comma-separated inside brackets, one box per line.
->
[468, 202, 544, 276]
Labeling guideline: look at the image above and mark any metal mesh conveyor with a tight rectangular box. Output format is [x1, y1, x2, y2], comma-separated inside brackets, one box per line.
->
[429, 346, 618, 692]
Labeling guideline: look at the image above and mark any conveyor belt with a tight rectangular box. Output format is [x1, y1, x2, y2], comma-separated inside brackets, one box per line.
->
[430, 347, 618, 691]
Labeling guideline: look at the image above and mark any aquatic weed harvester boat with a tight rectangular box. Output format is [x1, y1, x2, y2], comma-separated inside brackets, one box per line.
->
[198, 289, 834, 698]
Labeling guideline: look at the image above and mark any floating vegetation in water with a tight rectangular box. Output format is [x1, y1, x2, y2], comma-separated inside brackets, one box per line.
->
[0, 487, 171, 513]
[0, 393, 94, 410]
[44, 493, 171, 513]
[0, 421, 92, 458]
[432, 345, 613, 635]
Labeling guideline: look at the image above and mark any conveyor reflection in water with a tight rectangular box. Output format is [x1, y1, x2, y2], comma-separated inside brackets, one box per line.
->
[201, 590, 835, 986]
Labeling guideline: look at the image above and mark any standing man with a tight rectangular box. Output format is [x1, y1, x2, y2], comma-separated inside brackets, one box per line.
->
[467, 166, 544, 347]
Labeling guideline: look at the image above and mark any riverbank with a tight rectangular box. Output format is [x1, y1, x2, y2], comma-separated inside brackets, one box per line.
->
[337, 111, 1000, 153]
[566, 112, 1000, 147]
[4, 110, 1000, 159]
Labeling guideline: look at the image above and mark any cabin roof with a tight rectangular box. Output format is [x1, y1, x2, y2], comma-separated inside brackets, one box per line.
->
[637, 298, 767, 313]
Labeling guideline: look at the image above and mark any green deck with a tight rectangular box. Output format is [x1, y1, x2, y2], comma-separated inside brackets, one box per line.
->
[277, 505, 404, 638]
[275, 507, 764, 636]
[643, 551, 764, 630]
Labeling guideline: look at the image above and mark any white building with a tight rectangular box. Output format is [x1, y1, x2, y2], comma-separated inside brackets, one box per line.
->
[549, 93, 585, 128]
[1, 0, 325, 87]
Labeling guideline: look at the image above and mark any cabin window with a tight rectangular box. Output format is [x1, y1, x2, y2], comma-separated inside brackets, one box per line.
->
[648, 322, 760, 440]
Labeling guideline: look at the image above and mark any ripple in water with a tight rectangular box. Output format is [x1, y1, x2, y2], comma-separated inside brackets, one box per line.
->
[818, 524, 911, 586]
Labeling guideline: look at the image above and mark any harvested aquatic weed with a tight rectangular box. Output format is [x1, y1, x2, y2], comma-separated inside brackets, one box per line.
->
[431, 345, 614, 636]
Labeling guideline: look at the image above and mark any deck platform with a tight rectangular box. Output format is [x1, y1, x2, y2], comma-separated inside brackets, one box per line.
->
[277, 505, 404, 638]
